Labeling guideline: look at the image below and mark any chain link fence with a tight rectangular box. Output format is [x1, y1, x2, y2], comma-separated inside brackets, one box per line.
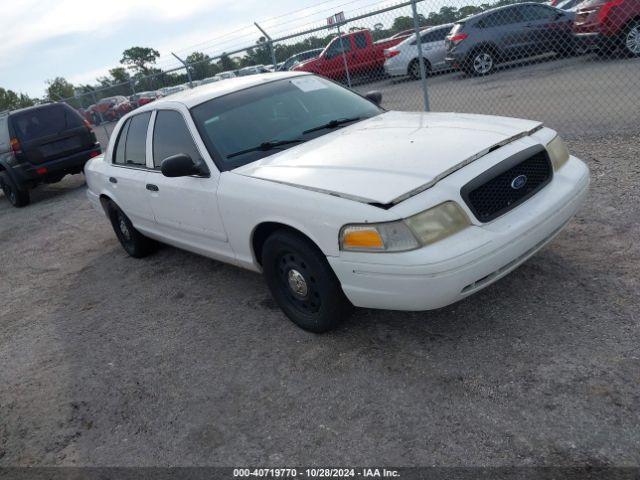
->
[61, 0, 640, 141]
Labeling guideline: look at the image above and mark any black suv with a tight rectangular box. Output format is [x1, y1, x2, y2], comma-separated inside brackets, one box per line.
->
[0, 103, 101, 207]
[445, 3, 575, 76]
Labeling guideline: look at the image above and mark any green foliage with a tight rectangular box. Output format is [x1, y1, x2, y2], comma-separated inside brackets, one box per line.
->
[185, 51, 220, 81]
[0, 87, 35, 111]
[121, 47, 160, 74]
[46, 77, 75, 101]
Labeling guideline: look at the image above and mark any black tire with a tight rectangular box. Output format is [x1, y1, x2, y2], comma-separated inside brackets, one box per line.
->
[465, 49, 496, 76]
[623, 19, 640, 57]
[408, 58, 430, 80]
[107, 201, 156, 258]
[261, 230, 352, 333]
[0, 172, 30, 207]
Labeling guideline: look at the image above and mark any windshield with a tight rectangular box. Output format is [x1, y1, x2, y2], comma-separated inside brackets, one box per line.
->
[190, 76, 382, 169]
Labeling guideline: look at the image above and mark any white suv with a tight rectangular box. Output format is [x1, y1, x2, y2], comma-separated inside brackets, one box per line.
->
[84, 72, 589, 332]
[384, 24, 454, 79]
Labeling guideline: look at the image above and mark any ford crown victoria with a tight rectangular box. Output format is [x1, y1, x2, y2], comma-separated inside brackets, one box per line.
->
[84, 72, 589, 332]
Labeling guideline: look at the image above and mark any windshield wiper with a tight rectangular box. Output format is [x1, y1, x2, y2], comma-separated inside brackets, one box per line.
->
[227, 138, 304, 159]
[302, 117, 363, 134]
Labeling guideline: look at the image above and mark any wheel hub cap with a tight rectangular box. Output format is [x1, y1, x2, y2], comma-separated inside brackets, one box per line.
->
[474, 53, 492, 73]
[287, 269, 308, 298]
[118, 215, 131, 240]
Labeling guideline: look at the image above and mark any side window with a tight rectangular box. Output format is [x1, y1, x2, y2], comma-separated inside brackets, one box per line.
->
[433, 28, 450, 41]
[354, 32, 367, 49]
[326, 37, 352, 58]
[521, 5, 556, 21]
[123, 112, 150, 166]
[153, 110, 203, 170]
[113, 119, 130, 165]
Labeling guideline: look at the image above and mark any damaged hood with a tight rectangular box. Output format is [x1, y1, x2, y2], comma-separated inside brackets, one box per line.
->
[233, 111, 542, 205]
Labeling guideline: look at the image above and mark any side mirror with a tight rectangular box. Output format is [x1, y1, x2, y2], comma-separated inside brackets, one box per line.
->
[160, 153, 206, 178]
[365, 90, 383, 106]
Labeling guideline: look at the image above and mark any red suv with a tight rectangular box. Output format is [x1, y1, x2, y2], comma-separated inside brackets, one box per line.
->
[574, 0, 640, 56]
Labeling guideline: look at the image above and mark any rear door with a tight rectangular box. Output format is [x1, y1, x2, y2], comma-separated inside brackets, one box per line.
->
[107, 112, 155, 231]
[421, 27, 451, 70]
[146, 108, 231, 258]
[349, 31, 371, 73]
[9, 104, 94, 165]
[483, 7, 527, 59]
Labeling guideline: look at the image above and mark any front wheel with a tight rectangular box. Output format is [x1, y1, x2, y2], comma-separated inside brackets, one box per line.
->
[107, 201, 156, 258]
[262, 230, 352, 333]
[624, 20, 640, 57]
[0, 172, 30, 207]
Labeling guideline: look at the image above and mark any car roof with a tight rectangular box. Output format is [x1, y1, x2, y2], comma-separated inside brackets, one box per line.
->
[140, 71, 310, 109]
[6, 102, 64, 116]
[459, 2, 548, 22]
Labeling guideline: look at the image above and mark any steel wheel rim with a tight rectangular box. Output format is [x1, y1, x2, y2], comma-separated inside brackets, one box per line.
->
[117, 211, 131, 241]
[277, 251, 321, 313]
[626, 25, 640, 54]
[474, 53, 493, 74]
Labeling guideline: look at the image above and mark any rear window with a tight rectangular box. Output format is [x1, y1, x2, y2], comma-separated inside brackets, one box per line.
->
[10, 104, 84, 141]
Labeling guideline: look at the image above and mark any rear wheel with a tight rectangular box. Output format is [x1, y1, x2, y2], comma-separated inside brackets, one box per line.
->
[624, 20, 640, 57]
[107, 201, 156, 258]
[0, 172, 30, 207]
[262, 230, 352, 333]
[466, 49, 496, 76]
[408, 58, 430, 80]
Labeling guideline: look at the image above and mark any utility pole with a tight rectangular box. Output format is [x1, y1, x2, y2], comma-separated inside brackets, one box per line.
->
[254, 22, 277, 69]
[411, 0, 430, 111]
[171, 52, 193, 88]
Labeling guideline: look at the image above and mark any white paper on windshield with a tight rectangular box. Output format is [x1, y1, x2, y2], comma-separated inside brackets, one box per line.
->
[291, 77, 327, 92]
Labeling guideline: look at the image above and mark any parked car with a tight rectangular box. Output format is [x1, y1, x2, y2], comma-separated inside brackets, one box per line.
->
[215, 70, 237, 80]
[390, 27, 431, 39]
[574, 0, 640, 56]
[130, 91, 162, 108]
[84, 72, 589, 332]
[0, 103, 101, 207]
[199, 76, 220, 85]
[278, 49, 324, 71]
[96, 96, 134, 121]
[159, 85, 189, 97]
[445, 2, 576, 76]
[237, 65, 270, 76]
[384, 24, 454, 79]
[292, 29, 409, 80]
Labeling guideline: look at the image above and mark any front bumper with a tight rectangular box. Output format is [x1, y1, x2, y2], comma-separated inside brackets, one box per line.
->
[328, 156, 589, 311]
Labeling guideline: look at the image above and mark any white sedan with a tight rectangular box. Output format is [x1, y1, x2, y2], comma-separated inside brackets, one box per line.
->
[85, 72, 589, 332]
[384, 24, 453, 79]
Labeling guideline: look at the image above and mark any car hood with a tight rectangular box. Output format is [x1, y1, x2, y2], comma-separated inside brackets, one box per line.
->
[233, 111, 542, 205]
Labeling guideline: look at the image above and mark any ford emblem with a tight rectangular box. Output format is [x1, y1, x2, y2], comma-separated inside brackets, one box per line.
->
[511, 174, 527, 190]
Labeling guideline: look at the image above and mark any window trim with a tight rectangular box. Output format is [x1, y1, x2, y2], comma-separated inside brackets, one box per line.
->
[111, 111, 151, 169]
[148, 107, 212, 178]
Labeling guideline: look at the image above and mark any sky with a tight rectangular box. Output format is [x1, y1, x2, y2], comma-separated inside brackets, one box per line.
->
[0, 0, 461, 98]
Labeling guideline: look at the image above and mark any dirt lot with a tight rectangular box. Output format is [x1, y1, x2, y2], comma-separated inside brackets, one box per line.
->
[1, 56, 639, 466]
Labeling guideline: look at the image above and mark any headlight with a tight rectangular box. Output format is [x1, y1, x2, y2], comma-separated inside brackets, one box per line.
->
[546, 135, 569, 171]
[340, 201, 470, 252]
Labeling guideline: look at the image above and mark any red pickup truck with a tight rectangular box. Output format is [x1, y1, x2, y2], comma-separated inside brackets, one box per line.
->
[292, 29, 409, 80]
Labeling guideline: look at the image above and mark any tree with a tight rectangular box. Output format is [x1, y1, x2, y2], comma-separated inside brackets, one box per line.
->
[218, 53, 236, 72]
[185, 51, 219, 80]
[109, 67, 130, 84]
[120, 47, 160, 74]
[0, 88, 35, 111]
[46, 77, 75, 101]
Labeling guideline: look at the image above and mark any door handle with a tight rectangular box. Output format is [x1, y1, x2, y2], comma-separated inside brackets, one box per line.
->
[109, 177, 117, 184]
[146, 184, 159, 192]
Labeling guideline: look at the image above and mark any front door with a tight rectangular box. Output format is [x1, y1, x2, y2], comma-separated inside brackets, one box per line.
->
[146, 109, 232, 260]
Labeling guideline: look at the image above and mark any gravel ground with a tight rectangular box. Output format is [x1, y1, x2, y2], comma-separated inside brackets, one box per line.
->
[1, 129, 639, 466]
